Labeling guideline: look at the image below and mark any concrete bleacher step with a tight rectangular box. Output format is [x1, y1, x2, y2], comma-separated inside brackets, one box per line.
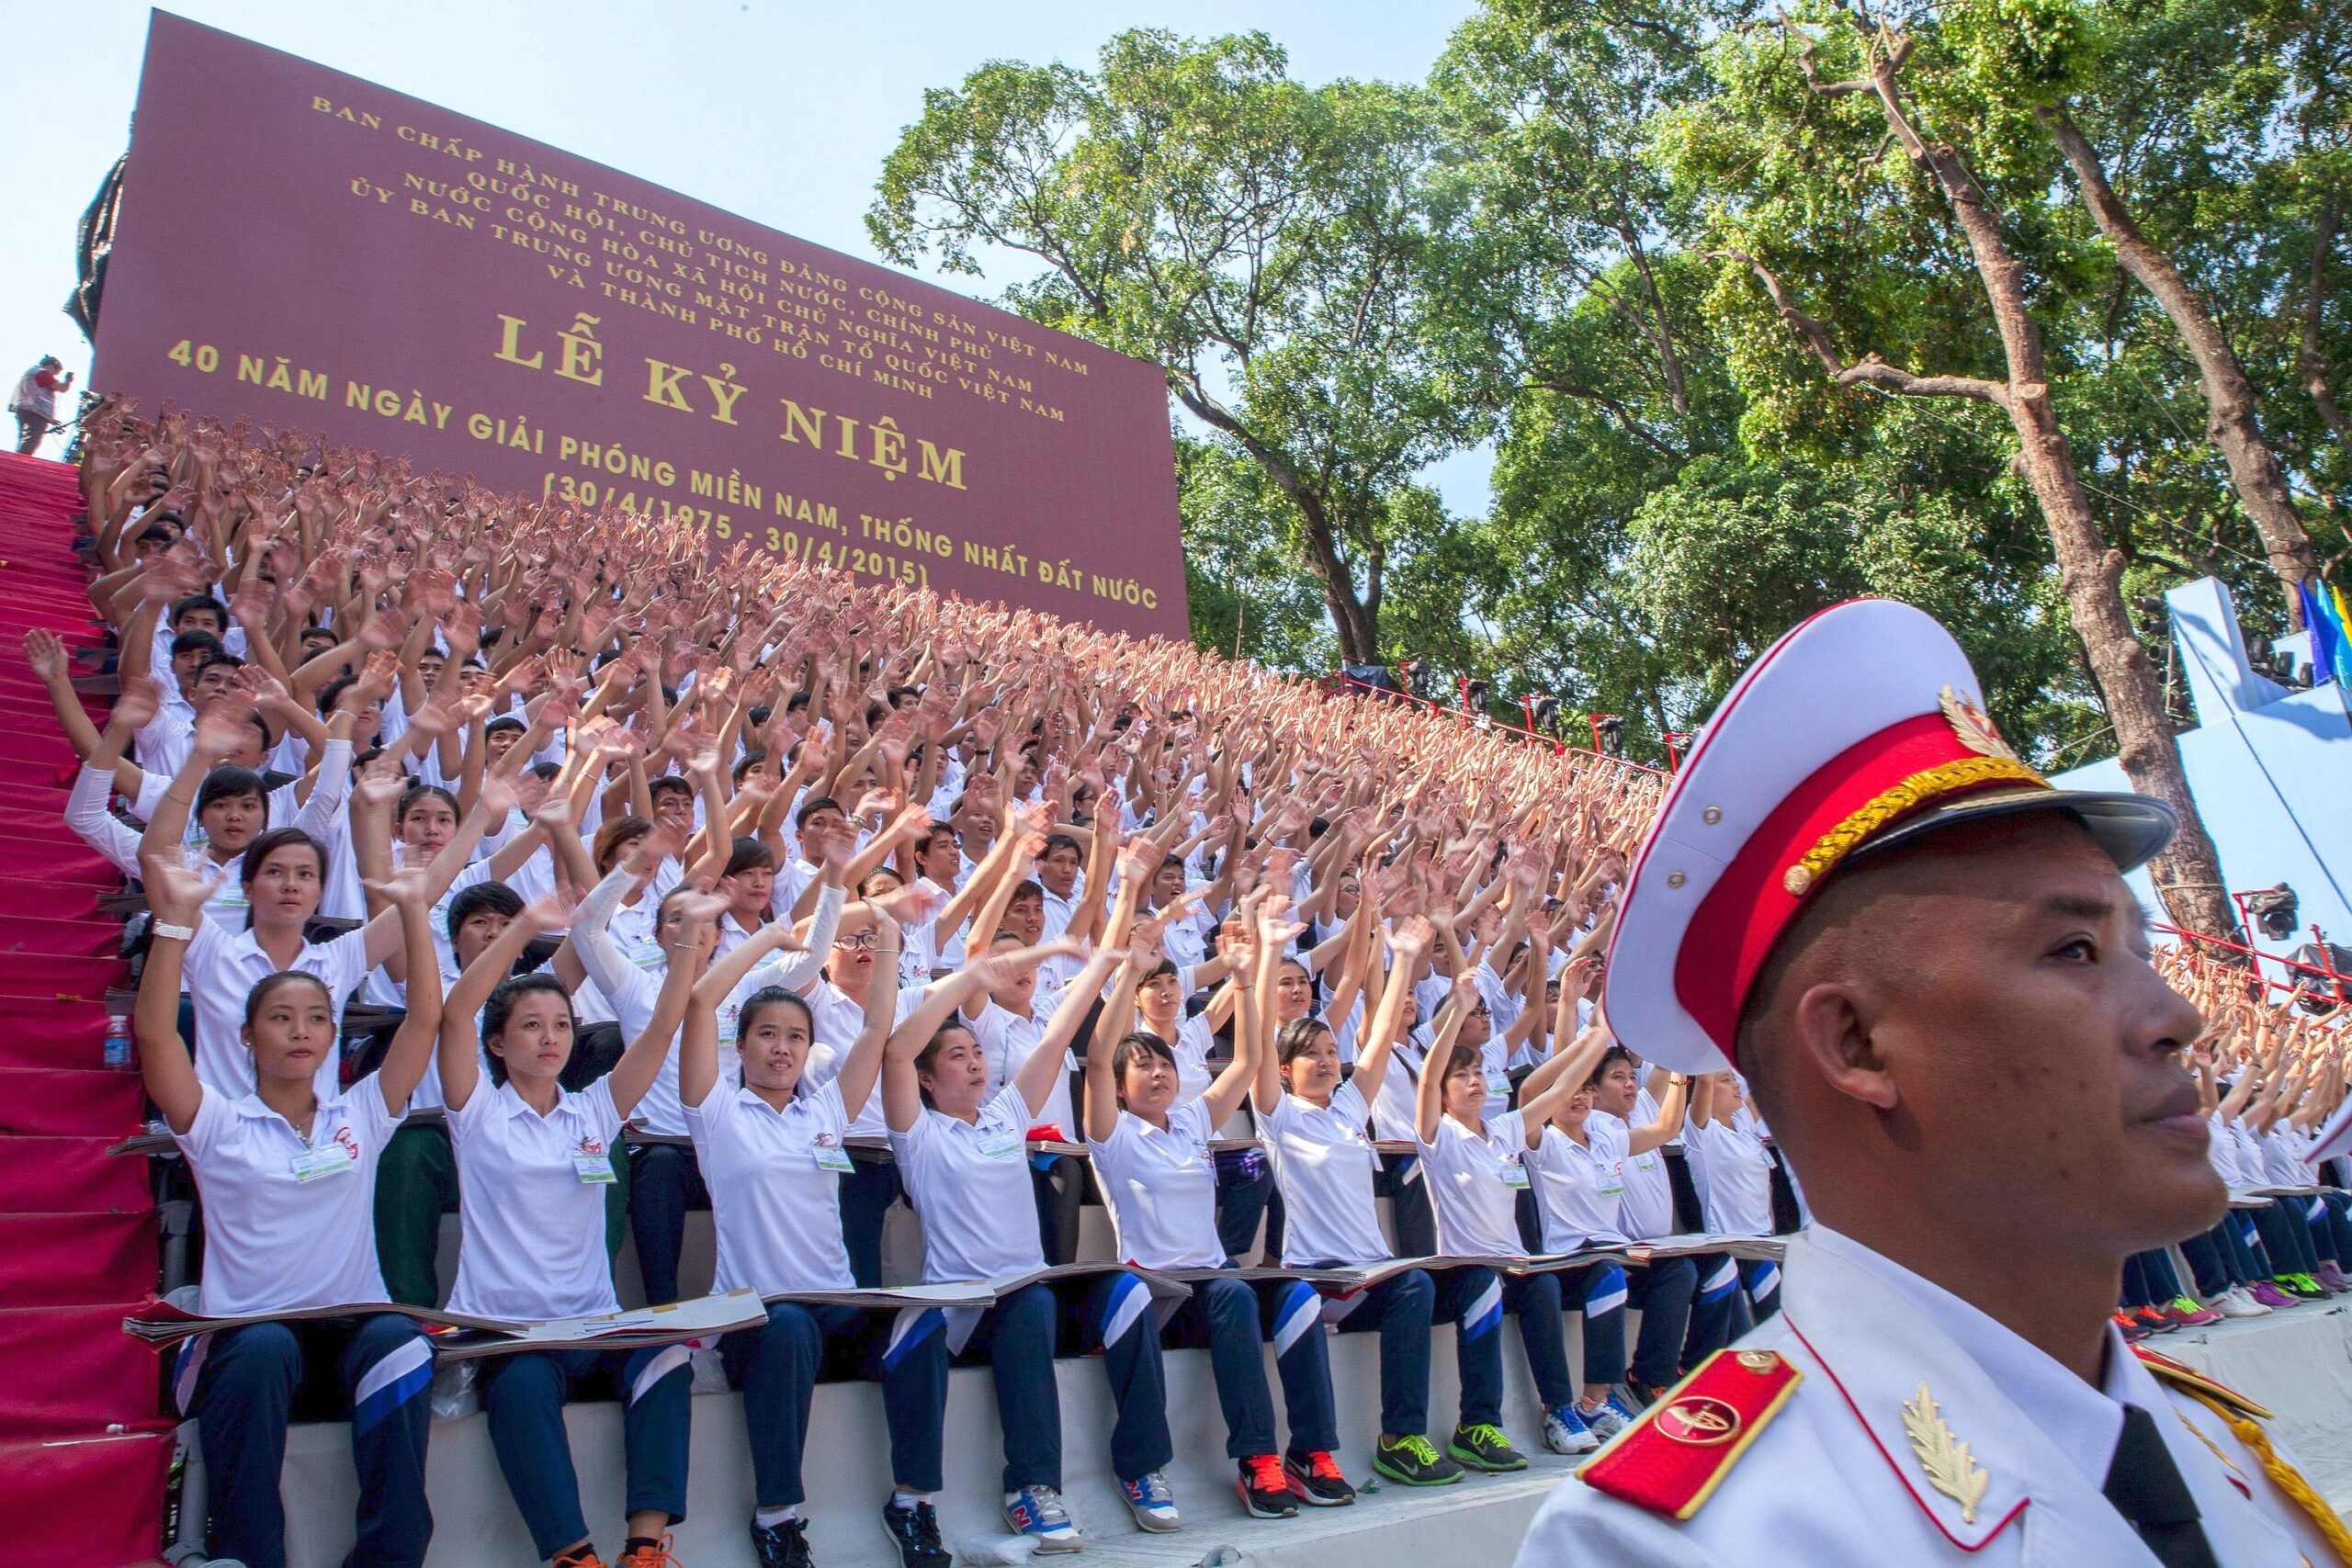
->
[2153, 1301, 2352, 1517]
[277, 1321, 1582, 1568]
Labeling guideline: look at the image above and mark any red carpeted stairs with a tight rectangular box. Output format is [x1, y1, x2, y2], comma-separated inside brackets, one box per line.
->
[0, 453, 170, 1564]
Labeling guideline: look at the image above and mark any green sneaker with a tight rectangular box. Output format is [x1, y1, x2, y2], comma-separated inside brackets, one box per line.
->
[1372, 1433, 1465, 1487]
[1447, 1421, 1529, 1472]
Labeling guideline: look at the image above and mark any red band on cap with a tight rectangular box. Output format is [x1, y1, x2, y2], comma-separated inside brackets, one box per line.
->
[1674, 712, 2040, 1058]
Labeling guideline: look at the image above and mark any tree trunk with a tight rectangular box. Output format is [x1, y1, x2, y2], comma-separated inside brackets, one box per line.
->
[1849, 34, 2243, 942]
[2041, 107, 2321, 608]
[2303, 191, 2349, 444]
[1172, 382, 1383, 664]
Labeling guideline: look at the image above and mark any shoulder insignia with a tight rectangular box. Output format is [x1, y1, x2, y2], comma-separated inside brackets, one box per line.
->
[1580, 1348, 1803, 1520]
[2133, 1345, 2273, 1423]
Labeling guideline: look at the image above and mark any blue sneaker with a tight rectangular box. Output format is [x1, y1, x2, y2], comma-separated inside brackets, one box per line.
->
[1543, 1402, 1598, 1455]
[1122, 1470, 1181, 1532]
[1003, 1485, 1082, 1552]
[1579, 1392, 1639, 1441]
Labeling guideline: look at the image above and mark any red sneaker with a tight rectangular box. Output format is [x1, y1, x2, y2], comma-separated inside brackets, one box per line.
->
[1283, 1450, 1358, 1507]
[1237, 1454, 1299, 1519]
[2112, 1311, 2151, 1343]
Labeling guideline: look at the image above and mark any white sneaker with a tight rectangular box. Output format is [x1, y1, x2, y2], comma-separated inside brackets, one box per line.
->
[2217, 1287, 2268, 1318]
[1543, 1403, 1599, 1455]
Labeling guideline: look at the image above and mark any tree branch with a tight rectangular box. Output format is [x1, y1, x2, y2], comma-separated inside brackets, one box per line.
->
[1710, 248, 2010, 405]
[1520, 378, 1685, 458]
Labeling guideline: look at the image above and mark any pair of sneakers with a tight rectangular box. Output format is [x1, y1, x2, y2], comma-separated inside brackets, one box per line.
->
[556, 1540, 679, 1568]
[1003, 1474, 1180, 1552]
[1236, 1452, 1363, 1517]
[750, 1500, 953, 1568]
[1370, 1423, 1530, 1484]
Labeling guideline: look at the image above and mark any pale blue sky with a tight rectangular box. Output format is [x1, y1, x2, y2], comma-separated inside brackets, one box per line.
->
[1, 0, 1494, 513]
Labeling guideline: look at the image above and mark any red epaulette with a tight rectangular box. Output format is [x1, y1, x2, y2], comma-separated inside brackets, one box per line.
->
[2132, 1345, 2273, 1422]
[1579, 1348, 1803, 1520]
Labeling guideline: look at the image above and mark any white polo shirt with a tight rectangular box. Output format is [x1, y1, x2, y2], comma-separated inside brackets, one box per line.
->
[444, 1077, 624, 1321]
[178, 1077, 400, 1315]
[1525, 1122, 1632, 1254]
[968, 999, 1076, 1138]
[686, 1077, 855, 1292]
[1166, 1014, 1216, 1107]
[1088, 1100, 1224, 1269]
[1402, 1021, 1511, 1121]
[1683, 1117, 1776, 1238]
[1373, 1039, 1423, 1142]
[1159, 907, 1212, 973]
[1604, 1100, 1678, 1238]
[591, 953, 694, 1136]
[1419, 1110, 1533, 1258]
[772, 857, 823, 919]
[1261, 1081, 1388, 1268]
[890, 1084, 1045, 1283]
[804, 974, 925, 1138]
[1588, 1111, 1671, 1239]
[1036, 880, 1087, 995]
[182, 920, 371, 1101]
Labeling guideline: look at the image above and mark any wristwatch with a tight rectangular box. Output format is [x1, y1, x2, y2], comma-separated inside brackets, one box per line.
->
[152, 921, 198, 942]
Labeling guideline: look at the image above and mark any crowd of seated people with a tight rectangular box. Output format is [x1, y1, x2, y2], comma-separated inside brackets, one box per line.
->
[34, 399, 2343, 1568]
[2113, 952, 2352, 1337]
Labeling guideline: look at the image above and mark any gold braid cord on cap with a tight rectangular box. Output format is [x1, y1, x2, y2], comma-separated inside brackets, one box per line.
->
[1781, 756, 2046, 897]
[2176, 1388, 2352, 1566]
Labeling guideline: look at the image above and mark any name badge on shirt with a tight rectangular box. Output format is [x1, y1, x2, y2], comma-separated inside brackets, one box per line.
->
[1484, 1067, 1510, 1100]
[1501, 1156, 1531, 1190]
[1598, 1174, 1626, 1199]
[290, 1145, 354, 1181]
[571, 1151, 616, 1184]
[813, 1137, 854, 1173]
[976, 1126, 1024, 1161]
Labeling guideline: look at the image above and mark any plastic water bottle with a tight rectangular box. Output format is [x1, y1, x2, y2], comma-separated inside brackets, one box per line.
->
[104, 1013, 133, 1069]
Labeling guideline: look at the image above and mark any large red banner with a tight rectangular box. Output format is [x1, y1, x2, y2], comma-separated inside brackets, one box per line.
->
[94, 12, 1188, 638]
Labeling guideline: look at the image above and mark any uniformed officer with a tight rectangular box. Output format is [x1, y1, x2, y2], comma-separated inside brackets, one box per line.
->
[1517, 599, 2352, 1567]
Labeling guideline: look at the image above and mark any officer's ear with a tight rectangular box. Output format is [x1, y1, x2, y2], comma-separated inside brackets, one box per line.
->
[1785, 981, 1899, 1111]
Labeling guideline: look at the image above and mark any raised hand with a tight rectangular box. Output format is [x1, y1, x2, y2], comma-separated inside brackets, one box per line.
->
[139, 852, 225, 925]
[868, 880, 946, 931]
[362, 863, 435, 910]
[514, 891, 580, 939]
[191, 700, 254, 762]
[1388, 914, 1437, 964]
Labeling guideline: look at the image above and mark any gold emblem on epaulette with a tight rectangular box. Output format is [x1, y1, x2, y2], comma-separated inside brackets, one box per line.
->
[1656, 1395, 1743, 1447]
[1737, 1350, 1778, 1373]
[1939, 685, 2018, 764]
[1900, 1382, 1989, 1526]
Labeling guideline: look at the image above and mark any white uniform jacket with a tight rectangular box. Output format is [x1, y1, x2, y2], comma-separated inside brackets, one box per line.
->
[1517, 1225, 2337, 1566]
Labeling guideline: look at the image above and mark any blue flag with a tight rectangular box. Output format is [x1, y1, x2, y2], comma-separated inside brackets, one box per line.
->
[2297, 579, 2344, 685]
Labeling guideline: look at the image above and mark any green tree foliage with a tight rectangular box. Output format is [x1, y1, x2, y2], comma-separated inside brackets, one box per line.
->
[876, 2, 2351, 773]
[867, 30, 1481, 664]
